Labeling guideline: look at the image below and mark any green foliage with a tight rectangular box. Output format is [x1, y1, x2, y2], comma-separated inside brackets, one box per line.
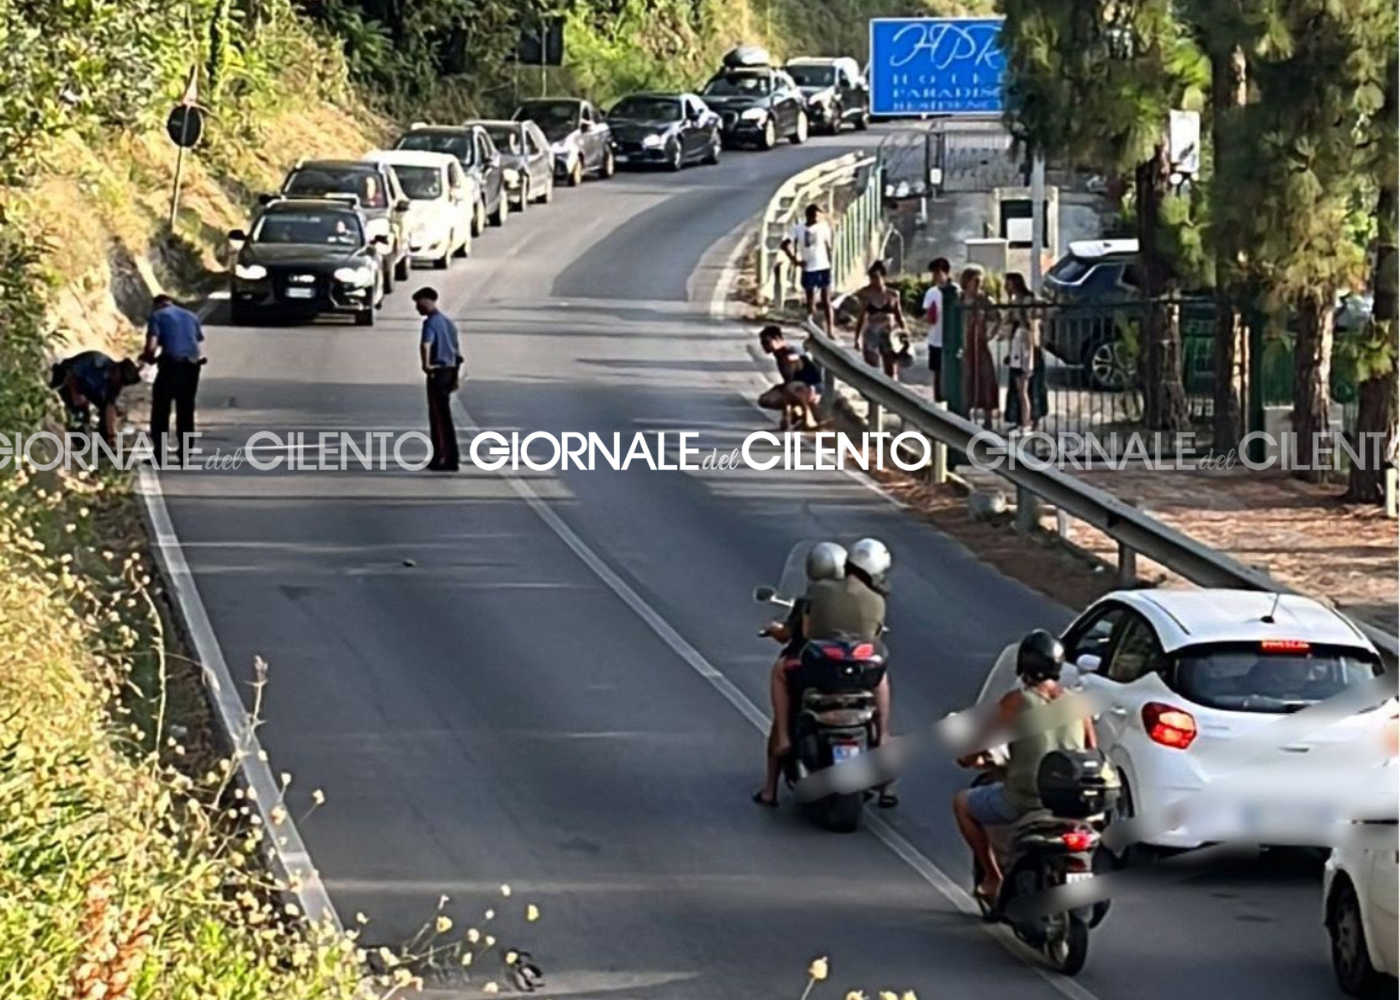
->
[0, 213, 54, 428]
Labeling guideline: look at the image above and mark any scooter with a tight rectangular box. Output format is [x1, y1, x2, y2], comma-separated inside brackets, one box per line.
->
[967, 748, 1117, 976]
[754, 584, 886, 833]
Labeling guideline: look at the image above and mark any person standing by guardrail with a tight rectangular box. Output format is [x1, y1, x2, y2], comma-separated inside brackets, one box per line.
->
[414, 287, 463, 472]
[959, 267, 1000, 430]
[1003, 272, 1047, 432]
[921, 257, 952, 402]
[780, 204, 834, 336]
[142, 293, 206, 467]
[853, 261, 910, 379]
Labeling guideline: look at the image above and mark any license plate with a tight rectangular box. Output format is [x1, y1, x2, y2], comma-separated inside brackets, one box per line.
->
[615, 154, 630, 162]
[285, 288, 314, 299]
[832, 743, 861, 762]
[1065, 872, 1094, 884]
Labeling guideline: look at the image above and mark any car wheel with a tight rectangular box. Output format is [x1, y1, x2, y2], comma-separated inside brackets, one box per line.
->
[1085, 334, 1134, 392]
[230, 300, 253, 326]
[759, 119, 776, 150]
[536, 175, 553, 203]
[394, 254, 410, 282]
[513, 180, 529, 212]
[703, 132, 721, 165]
[489, 193, 508, 227]
[454, 228, 471, 258]
[471, 200, 485, 237]
[568, 158, 583, 187]
[854, 110, 870, 131]
[433, 244, 450, 270]
[790, 111, 808, 144]
[599, 148, 616, 179]
[381, 260, 394, 294]
[667, 141, 684, 172]
[1330, 879, 1389, 998]
[355, 305, 375, 327]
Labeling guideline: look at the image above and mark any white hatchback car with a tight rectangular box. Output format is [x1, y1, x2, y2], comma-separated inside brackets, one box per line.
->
[979, 590, 1391, 853]
[1323, 780, 1398, 997]
[363, 150, 477, 269]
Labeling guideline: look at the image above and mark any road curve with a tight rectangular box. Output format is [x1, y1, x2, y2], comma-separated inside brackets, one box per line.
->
[160, 128, 1333, 1000]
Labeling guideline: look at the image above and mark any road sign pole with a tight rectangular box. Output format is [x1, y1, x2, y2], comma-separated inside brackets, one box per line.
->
[169, 143, 187, 230]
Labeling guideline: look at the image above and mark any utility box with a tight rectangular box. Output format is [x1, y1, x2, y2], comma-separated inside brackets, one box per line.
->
[964, 237, 1008, 275]
[993, 185, 1060, 280]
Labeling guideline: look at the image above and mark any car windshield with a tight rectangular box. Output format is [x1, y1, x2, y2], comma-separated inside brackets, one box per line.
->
[396, 132, 475, 165]
[252, 211, 362, 246]
[787, 65, 835, 87]
[516, 102, 579, 138]
[1047, 257, 1092, 285]
[1171, 643, 1382, 713]
[704, 73, 771, 97]
[482, 125, 522, 154]
[284, 168, 387, 209]
[392, 165, 444, 200]
[610, 96, 681, 121]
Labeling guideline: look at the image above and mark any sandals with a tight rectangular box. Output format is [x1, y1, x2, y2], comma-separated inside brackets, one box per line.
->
[877, 789, 899, 809]
[752, 790, 778, 808]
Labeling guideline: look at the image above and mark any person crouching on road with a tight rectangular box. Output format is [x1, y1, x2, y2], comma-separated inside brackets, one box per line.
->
[415, 287, 464, 472]
[757, 325, 822, 431]
[51, 351, 141, 447]
[142, 293, 205, 467]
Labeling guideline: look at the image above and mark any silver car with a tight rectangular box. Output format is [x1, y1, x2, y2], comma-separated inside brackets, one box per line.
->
[472, 119, 554, 211]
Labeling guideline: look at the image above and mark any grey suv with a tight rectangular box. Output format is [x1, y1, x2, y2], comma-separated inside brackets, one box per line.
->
[278, 159, 412, 292]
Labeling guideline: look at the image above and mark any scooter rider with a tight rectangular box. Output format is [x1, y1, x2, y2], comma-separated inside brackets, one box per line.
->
[953, 630, 1097, 906]
[754, 541, 847, 807]
[755, 538, 895, 808]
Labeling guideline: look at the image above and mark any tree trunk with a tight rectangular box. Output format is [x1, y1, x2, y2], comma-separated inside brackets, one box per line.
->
[1211, 45, 1249, 451]
[1135, 142, 1191, 433]
[1345, 56, 1398, 505]
[1291, 291, 1335, 482]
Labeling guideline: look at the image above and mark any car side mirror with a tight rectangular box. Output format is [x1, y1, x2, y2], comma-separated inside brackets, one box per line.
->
[395, 198, 411, 211]
[1075, 653, 1102, 674]
[257, 193, 274, 206]
[372, 234, 390, 246]
[488, 154, 501, 169]
[579, 120, 593, 133]
[228, 229, 248, 245]
[753, 586, 779, 604]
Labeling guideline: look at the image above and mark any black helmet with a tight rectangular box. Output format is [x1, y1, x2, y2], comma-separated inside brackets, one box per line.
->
[1016, 629, 1064, 682]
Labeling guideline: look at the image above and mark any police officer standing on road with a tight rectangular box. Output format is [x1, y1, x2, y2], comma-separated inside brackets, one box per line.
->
[415, 287, 463, 472]
[142, 293, 206, 467]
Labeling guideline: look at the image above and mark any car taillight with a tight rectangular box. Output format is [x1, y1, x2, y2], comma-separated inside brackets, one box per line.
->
[822, 645, 846, 660]
[851, 643, 875, 660]
[1143, 702, 1197, 750]
[1061, 830, 1096, 851]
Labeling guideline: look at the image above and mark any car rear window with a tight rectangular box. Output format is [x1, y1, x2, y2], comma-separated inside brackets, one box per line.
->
[284, 168, 387, 209]
[1046, 257, 1090, 284]
[1170, 642, 1382, 713]
[396, 132, 475, 165]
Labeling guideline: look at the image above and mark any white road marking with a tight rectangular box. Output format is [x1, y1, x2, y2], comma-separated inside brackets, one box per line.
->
[137, 465, 343, 933]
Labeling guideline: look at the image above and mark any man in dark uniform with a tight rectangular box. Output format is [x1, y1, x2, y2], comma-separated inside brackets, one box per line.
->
[142, 293, 205, 466]
[50, 350, 141, 447]
[415, 287, 463, 472]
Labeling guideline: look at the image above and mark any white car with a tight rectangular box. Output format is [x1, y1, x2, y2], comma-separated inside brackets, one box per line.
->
[978, 589, 1391, 852]
[362, 150, 477, 269]
[1323, 774, 1397, 997]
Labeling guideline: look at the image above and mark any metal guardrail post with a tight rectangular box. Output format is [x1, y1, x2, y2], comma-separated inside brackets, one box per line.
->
[868, 397, 882, 434]
[1118, 540, 1139, 587]
[930, 401, 947, 485]
[1015, 484, 1041, 535]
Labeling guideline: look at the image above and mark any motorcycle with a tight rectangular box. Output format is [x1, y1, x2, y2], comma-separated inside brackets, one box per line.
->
[967, 747, 1117, 976]
[754, 541, 887, 833]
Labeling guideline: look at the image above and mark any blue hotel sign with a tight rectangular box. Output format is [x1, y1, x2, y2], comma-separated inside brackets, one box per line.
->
[868, 17, 1006, 117]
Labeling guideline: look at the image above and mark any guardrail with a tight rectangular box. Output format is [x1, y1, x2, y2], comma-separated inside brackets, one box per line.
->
[755, 153, 885, 309]
[801, 319, 1400, 669]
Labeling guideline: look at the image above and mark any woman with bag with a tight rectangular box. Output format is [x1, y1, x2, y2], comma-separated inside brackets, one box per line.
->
[959, 267, 1000, 428]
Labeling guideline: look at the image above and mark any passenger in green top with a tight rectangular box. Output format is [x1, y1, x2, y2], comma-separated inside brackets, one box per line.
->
[953, 629, 1097, 905]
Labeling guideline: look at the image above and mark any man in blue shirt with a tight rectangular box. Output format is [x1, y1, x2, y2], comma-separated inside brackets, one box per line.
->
[141, 293, 206, 466]
[414, 287, 463, 472]
[49, 350, 141, 446]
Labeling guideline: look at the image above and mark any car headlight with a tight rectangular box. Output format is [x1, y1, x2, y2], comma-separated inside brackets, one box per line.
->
[641, 134, 665, 148]
[740, 108, 768, 122]
[234, 263, 267, 281]
[333, 265, 376, 286]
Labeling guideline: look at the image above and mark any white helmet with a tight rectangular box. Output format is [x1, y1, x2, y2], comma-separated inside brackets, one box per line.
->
[806, 542, 847, 582]
[847, 537, 892, 583]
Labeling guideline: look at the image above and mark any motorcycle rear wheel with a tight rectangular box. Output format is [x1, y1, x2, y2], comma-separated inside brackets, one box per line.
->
[1046, 914, 1089, 975]
[824, 792, 863, 833]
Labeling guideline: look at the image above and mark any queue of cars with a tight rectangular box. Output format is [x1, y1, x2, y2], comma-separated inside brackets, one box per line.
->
[225, 45, 869, 326]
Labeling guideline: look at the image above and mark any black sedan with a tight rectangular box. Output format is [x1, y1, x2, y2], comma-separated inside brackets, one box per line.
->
[607, 93, 721, 171]
[228, 198, 386, 327]
[700, 66, 807, 150]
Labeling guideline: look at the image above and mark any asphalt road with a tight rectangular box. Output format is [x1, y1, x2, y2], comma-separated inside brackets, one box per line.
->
[160, 127, 1334, 999]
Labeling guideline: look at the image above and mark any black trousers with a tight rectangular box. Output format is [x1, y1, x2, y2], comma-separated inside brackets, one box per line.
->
[426, 368, 460, 470]
[151, 360, 201, 465]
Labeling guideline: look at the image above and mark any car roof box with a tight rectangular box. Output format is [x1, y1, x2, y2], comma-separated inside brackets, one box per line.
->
[722, 45, 772, 69]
